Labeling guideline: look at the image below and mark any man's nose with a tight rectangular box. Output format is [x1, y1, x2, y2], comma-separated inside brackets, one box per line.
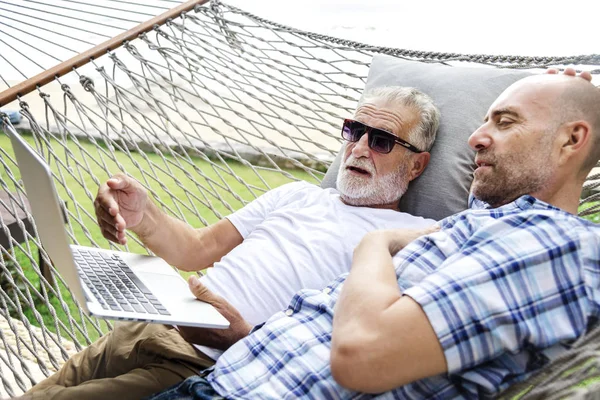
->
[468, 124, 493, 151]
[351, 132, 371, 158]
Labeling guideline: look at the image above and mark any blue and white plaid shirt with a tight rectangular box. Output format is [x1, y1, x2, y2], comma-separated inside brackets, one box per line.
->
[207, 195, 600, 399]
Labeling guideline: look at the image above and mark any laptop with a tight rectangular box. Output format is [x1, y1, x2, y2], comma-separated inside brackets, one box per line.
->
[8, 130, 229, 329]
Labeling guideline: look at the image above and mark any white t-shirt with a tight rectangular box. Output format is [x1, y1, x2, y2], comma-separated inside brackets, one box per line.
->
[195, 181, 435, 359]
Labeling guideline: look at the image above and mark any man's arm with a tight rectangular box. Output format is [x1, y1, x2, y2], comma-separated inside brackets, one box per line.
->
[134, 201, 242, 272]
[95, 173, 242, 271]
[331, 229, 446, 393]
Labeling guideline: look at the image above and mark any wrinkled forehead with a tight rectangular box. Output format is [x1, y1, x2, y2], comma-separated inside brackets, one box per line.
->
[353, 100, 419, 136]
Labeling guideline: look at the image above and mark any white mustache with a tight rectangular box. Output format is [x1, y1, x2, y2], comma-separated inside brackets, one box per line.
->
[343, 156, 375, 175]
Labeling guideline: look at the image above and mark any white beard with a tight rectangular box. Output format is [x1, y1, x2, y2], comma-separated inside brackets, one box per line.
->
[336, 155, 410, 207]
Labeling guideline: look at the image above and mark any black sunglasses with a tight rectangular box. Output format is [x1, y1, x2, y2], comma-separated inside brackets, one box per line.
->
[341, 119, 423, 154]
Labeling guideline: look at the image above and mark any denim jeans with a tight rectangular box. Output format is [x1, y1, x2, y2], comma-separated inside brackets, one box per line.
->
[145, 375, 225, 400]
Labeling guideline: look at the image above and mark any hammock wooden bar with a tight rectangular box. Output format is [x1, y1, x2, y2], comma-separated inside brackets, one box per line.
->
[0, 0, 210, 108]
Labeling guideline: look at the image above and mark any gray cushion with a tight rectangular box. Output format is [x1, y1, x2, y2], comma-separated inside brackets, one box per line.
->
[321, 55, 532, 220]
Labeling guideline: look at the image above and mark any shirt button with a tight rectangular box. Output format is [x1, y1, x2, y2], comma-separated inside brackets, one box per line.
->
[322, 288, 331, 295]
[285, 309, 293, 316]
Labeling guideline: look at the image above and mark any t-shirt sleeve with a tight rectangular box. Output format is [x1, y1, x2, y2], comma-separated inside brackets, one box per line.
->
[404, 223, 599, 375]
[225, 181, 312, 238]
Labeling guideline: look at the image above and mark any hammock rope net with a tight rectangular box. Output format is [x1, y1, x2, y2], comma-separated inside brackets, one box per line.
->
[0, 1, 599, 397]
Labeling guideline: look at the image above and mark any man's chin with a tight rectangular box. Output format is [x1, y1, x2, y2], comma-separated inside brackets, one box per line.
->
[339, 194, 375, 206]
[472, 186, 509, 208]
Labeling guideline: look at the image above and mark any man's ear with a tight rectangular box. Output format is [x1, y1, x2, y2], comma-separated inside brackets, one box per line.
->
[559, 120, 591, 164]
[408, 152, 431, 181]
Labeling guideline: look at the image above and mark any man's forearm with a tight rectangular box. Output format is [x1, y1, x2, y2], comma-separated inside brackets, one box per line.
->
[331, 230, 447, 392]
[131, 200, 239, 271]
[335, 226, 436, 320]
[334, 232, 401, 338]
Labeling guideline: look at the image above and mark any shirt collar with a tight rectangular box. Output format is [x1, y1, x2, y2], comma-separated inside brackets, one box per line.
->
[469, 194, 561, 213]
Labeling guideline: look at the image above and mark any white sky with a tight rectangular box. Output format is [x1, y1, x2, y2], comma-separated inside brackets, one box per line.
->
[0, 0, 597, 84]
[226, 0, 599, 56]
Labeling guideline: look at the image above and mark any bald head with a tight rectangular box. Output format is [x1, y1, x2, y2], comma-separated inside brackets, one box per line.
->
[498, 74, 600, 171]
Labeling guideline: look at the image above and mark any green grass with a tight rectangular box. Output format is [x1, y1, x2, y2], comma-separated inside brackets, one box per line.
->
[580, 201, 600, 223]
[0, 132, 317, 343]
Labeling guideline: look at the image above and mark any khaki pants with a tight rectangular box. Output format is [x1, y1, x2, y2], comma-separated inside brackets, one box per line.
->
[26, 322, 215, 400]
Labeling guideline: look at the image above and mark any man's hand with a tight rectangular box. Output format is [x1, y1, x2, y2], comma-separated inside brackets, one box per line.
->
[178, 276, 252, 350]
[94, 173, 148, 244]
[546, 67, 593, 82]
[360, 225, 439, 256]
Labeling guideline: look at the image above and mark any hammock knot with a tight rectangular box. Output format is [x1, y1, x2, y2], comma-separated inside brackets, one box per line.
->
[79, 75, 95, 92]
[208, 0, 243, 52]
[209, 0, 222, 12]
[60, 84, 77, 101]
[124, 43, 142, 58]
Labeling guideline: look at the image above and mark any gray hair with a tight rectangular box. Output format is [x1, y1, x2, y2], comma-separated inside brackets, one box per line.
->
[357, 86, 440, 152]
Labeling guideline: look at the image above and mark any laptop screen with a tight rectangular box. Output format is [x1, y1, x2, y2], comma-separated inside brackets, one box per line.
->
[7, 129, 87, 305]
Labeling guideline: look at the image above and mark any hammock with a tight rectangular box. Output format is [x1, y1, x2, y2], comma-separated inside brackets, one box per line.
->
[0, 0, 599, 397]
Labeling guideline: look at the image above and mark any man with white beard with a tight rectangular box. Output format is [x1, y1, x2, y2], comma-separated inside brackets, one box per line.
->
[26, 86, 440, 400]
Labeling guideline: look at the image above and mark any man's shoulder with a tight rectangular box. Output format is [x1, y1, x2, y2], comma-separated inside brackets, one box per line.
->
[267, 181, 322, 197]
[441, 195, 600, 239]
[265, 180, 330, 206]
[277, 181, 326, 196]
[510, 196, 600, 234]
[465, 195, 598, 225]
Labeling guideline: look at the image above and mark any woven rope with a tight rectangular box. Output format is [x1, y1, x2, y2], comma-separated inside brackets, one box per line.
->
[0, 1, 599, 397]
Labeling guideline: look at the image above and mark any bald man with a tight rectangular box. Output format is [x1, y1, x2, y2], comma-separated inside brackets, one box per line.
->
[147, 72, 600, 399]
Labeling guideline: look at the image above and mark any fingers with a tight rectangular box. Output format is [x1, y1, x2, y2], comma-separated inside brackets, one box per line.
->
[188, 275, 220, 303]
[106, 173, 135, 192]
[96, 205, 126, 231]
[94, 185, 127, 245]
[422, 224, 441, 235]
[96, 213, 119, 243]
[545, 67, 593, 82]
[580, 71, 593, 82]
[96, 183, 120, 218]
[95, 174, 133, 245]
[187, 275, 252, 347]
[95, 206, 127, 244]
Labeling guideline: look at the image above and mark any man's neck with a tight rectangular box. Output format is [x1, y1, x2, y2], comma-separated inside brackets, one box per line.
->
[339, 196, 400, 210]
[530, 177, 587, 215]
[532, 193, 580, 215]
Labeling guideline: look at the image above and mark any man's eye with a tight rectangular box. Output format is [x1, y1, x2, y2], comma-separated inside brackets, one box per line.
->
[497, 119, 513, 126]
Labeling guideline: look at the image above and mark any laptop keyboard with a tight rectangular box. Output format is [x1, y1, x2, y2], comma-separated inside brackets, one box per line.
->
[72, 248, 171, 316]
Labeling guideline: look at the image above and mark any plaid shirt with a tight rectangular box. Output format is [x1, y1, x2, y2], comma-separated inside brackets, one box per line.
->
[208, 195, 600, 399]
